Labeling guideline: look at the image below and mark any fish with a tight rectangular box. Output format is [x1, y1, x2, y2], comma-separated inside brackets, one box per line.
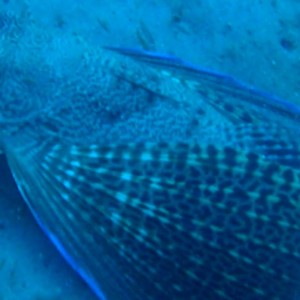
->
[1, 11, 300, 300]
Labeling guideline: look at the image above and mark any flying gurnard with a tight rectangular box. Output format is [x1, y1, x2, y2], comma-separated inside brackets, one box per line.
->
[1, 12, 300, 300]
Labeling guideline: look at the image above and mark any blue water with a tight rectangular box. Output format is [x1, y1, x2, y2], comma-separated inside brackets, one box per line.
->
[1, 1, 300, 299]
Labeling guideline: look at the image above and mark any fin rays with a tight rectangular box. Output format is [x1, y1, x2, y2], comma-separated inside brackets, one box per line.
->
[106, 47, 300, 132]
[5, 141, 300, 299]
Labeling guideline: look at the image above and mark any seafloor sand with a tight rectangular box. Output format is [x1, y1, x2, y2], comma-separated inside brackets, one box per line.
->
[0, 0, 300, 299]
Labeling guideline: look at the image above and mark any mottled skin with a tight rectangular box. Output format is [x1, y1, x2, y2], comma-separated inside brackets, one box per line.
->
[1, 11, 300, 300]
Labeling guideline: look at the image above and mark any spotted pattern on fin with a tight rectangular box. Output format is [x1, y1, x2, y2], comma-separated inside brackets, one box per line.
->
[226, 123, 300, 167]
[5, 142, 300, 300]
[105, 47, 300, 129]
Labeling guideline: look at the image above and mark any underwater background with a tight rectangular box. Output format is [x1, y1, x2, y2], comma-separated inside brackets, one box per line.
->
[0, 1, 300, 299]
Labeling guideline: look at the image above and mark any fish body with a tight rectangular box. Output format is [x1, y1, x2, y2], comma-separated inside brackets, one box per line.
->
[1, 12, 300, 300]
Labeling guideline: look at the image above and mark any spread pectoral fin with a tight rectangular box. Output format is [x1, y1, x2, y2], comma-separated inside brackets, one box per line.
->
[5, 141, 300, 300]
